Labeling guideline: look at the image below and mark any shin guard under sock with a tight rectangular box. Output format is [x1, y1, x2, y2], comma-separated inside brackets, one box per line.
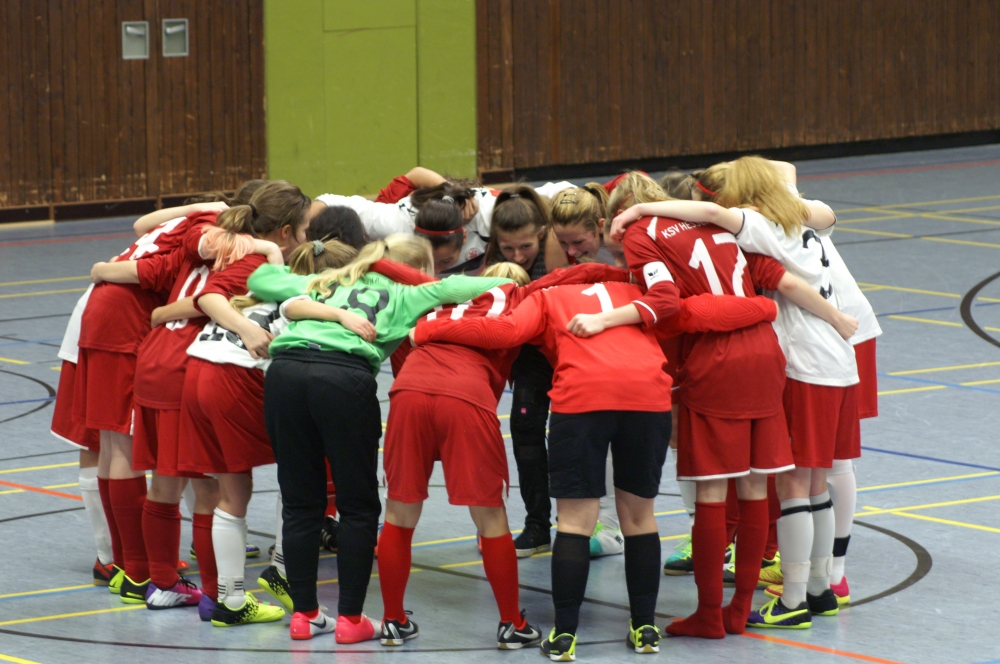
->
[551, 532, 591, 635]
[142, 499, 181, 589]
[623, 533, 660, 629]
[376, 522, 414, 623]
[97, 477, 123, 568]
[764, 475, 780, 559]
[192, 512, 218, 601]
[212, 509, 247, 608]
[777, 498, 813, 608]
[722, 498, 768, 634]
[808, 491, 835, 596]
[109, 476, 149, 580]
[666, 502, 725, 639]
[80, 467, 113, 566]
[481, 533, 525, 627]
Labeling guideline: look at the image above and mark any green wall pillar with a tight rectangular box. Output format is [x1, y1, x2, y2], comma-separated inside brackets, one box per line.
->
[264, 0, 476, 197]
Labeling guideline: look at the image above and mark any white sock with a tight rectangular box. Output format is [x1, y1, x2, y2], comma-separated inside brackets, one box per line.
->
[599, 454, 620, 531]
[777, 498, 813, 608]
[808, 491, 835, 596]
[213, 508, 248, 609]
[827, 460, 857, 584]
[79, 467, 113, 565]
[272, 493, 285, 576]
[675, 450, 696, 532]
[182, 482, 196, 516]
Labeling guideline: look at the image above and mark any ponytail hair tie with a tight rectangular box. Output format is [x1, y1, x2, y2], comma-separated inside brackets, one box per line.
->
[248, 203, 258, 218]
[312, 240, 325, 256]
[441, 195, 455, 204]
[509, 193, 520, 199]
[695, 181, 717, 198]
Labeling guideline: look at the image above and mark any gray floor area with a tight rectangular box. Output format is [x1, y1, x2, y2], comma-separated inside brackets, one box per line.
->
[1, 144, 999, 664]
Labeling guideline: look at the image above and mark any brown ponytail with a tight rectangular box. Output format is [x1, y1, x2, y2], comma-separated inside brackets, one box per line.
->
[484, 184, 550, 265]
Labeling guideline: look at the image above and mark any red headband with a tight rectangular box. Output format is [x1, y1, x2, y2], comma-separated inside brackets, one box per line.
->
[415, 226, 463, 237]
[695, 181, 717, 198]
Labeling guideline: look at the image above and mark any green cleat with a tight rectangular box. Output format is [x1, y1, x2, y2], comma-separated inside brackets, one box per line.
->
[108, 566, 125, 595]
[119, 575, 149, 605]
[257, 565, 293, 612]
[663, 535, 693, 575]
[626, 620, 660, 654]
[541, 629, 577, 662]
[211, 594, 285, 627]
[746, 596, 812, 629]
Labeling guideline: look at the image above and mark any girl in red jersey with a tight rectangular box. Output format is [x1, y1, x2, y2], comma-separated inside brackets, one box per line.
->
[70, 183, 264, 598]
[89, 181, 305, 612]
[610, 156, 860, 630]
[546, 185, 619, 270]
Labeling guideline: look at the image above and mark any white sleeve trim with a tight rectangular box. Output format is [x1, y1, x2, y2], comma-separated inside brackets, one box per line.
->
[642, 261, 673, 289]
[633, 300, 658, 324]
[278, 295, 312, 320]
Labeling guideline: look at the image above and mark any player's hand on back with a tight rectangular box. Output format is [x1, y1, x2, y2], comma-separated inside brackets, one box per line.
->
[195, 201, 230, 214]
[833, 312, 859, 341]
[339, 309, 377, 343]
[610, 207, 644, 242]
[408, 326, 418, 346]
[91, 262, 108, 284]
[239, 325, 274, 359]
[567, 312, 607, 338]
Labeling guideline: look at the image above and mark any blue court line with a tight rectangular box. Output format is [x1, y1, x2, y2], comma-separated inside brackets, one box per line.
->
[861, 445, 1000, 473]
[876, 373, 1000, 395]
[0, 338, 63, 347]
[876, 301, 1000, 319]
[0, 397, 55, 407]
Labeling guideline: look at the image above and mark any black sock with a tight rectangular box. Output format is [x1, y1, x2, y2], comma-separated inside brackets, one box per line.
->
[624, 533, 660, 628]
[551, 532, 591, 635]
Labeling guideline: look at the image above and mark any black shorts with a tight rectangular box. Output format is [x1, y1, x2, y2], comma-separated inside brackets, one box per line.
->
[547, 410, 671, 500]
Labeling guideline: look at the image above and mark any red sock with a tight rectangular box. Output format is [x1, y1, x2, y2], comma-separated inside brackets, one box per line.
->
[97, 477, 123, 568]
[481, 533, 524, 628]
[763, 476, 780, 559]
[109, 476, 148, 581]
[723, 498, 769, 634]
[724, 480, 739, 544]
[376, 522, 414, 623]
[142, 499, 181, 589]
[342, 614, 361, 624]
[192, 513, 217, 601]
[666, 501, 726, 639]
[303, 607, 320, 619]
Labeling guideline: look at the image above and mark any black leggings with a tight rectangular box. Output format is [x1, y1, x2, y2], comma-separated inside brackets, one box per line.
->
[509, 345, 553, 529]
[264, 349, 382, 615]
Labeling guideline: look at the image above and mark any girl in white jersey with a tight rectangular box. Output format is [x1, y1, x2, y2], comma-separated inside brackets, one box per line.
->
[610, 156, 859, 630]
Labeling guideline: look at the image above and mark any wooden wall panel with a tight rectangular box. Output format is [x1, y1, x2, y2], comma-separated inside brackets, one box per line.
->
[476, 0, 1000, 175]
[0, 0, 265, 213]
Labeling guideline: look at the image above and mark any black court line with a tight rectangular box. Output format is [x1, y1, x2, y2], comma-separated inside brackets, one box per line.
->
[850, 522, 932, 608]
[0, 369, 56, 425]
[960, 270, 1000, 349]
[0, 312, 72, 325]
[0, 449, 78, 464]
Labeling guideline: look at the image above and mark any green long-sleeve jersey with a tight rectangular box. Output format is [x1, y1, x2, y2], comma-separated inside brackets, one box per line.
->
[247, 264, 511, 373]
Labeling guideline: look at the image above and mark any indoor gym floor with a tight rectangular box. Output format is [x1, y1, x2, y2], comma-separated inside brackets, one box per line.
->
[1, 144, 999, 664]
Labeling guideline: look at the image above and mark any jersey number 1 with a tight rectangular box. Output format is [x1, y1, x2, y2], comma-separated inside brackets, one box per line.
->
[581, 284, 614, 312]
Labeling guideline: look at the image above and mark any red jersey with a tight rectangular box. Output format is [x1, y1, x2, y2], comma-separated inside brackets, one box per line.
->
[416, 280, 673, 414]
[623, 215, 787, 419]
[133, 225, 264, 410]
[79, 215, 200, 354]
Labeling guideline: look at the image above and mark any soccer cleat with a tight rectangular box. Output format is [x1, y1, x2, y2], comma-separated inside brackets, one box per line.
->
[806, 589, 840, 616]
[663, 535, 693, 575]
[746, 597, 812, 629]
[119, 575, 150, 604]
[722, 564, 736, 588]
[830, 575, 851, 604]
[176, 560, 190, 574]
[191, 544, 260, 559]
[198, 595, 217, 622]
[290, 609, 336, 640]
[724, 543, 734, 565]
[320, 516, 339, 552]
[257, 565, 293, 612]
[108, 566, 125, 595]
[540, 629, 577, 662]
[757, 561, 783, 587]
[497, 610, 542, 650]
[92, 559, 115, 586]
[145, 577, 203, 609]
[589, 522, 625, 557]
[381, 612, 419, 646]
[211, 594, 285, 627]
[627, 620, 660, 654]
[514, 522, 551, 558]
[335, 614, 379, 644]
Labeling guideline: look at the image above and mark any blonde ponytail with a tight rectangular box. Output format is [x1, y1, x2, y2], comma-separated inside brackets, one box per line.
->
[605, 171, 670, 216]
[306, 234, 433, 298]
[481, 261, 529, 286]
[712, 156, 808, 236]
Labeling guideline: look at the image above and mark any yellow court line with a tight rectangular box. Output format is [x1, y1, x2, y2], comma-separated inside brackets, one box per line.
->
[0, 604, 146, 627]
[0, 288, 89, 299]
[0, 654, 44, 664]
[44, 482, 79, 489]
[857, 494, 1000, 517]
[834, 194, 1000, 214]
[0, 357, 29, 365]
[835, 228, 913, 238]
[836, 212, 913, 224]
[939, 204, 1000, 214]
[0, 583, 93, 600]
[0, 462, 79, 475]
[923, 236, 1000, 250]
[918, 212, 1000, 227]
[0, 275, 89, 288]
[876, 386, 946, 396]
[856, 282, 961, 298]
[858, 471, 1000, 492]
[886, 315, 962, 327]
[889, 511, 1000, 534]
[962, 378, 1000, 386]
[889, 360, 1000, 376]
[50, 366, 61, 370]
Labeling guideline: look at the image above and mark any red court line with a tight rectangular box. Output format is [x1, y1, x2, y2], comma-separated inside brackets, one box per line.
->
[0, 479, 82, 501]
[740, 632, 903, 663]
[0, 233, 134, 248]
[798, 159, 1000, 181]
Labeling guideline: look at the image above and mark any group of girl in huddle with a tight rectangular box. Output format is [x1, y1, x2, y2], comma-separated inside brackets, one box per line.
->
[52, 154, 878, 662]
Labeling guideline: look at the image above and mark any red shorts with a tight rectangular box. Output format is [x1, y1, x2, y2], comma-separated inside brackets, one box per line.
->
[384, 391, 509, 507]
[133, 404, 206, 478]
[375, 175, 416, 204]
[73, 348, 135, 434]
[855, 338, 878, 419]
[783, 378, 861, 468]
[51, 361, 100, 451]
[176, 358, 273, 475]
[676, 402, 794, 480]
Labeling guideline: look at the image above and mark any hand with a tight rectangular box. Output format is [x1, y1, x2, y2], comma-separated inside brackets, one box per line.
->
[567, 313, 607, 338]
[833, 312, 859, 340]
[150, 306, 168, 327]
[610, 206, 644, 242]
[461, 197, 479, 222]
[339, 310, 377, 343]
[90, 262, 108, 284]
[408, 327, 418, 346]
[238, 324, 274, 359]
[195, 201, 230, 214]
[264, 244, 284, 265]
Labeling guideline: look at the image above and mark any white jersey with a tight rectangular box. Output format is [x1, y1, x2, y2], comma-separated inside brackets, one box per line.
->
[734, 208, 858, 387]
[57, 285, 95, 364]
[317, 181, 574, 270]
[186, 301, 288, 372]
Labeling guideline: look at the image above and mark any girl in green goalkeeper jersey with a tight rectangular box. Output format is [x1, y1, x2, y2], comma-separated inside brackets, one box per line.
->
[246, 234, 511, 643]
